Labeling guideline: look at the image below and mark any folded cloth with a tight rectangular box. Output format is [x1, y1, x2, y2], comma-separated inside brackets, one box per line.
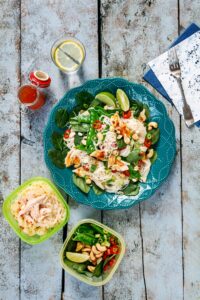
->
[143, 23, 200, 127]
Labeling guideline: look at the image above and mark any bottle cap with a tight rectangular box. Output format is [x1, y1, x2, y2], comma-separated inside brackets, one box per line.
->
[29, 70, 51, 88]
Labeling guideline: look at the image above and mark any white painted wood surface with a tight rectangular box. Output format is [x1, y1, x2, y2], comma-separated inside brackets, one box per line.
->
[0, 1, 20, 299]
[180, 2, 200, 299]
[0, 0, 200, 299]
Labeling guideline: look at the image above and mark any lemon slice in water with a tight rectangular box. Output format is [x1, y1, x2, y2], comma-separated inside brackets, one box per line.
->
[66, 252, 89, 263]
[54, 40, 85, 72]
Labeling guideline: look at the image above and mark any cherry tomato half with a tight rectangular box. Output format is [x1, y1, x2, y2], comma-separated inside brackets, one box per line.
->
[123, 170, 130, 177]
[110, 245, 120, 255]
[83, 165, 89, 171]
[144, 138, 152, 148]
[123, 110, 131, 119]
[138, 160, 143, 168]
[109, 258, 116, 267]
[103, 264, 110, 272]
[93, 120, 102, 130]
[64, 129, 71, 139]
[110, 236, 116, 245]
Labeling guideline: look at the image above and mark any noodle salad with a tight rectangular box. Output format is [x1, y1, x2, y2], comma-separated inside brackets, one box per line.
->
[48, 89, 160, 196]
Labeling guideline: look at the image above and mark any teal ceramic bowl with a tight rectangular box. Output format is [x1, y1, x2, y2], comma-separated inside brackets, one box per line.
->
[43, 78, 176, 210]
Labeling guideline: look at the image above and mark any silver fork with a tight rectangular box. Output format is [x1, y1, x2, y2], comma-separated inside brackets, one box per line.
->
[168, 48, 194, 127]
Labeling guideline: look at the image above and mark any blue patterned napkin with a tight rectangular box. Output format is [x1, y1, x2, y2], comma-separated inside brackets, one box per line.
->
[143, 23, 200, 127]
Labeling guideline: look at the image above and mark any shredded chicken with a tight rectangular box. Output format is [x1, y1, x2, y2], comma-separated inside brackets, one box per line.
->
[11, 182, 66, 236]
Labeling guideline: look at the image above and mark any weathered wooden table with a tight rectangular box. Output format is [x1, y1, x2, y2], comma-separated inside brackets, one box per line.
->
[1, 1, 200, 299]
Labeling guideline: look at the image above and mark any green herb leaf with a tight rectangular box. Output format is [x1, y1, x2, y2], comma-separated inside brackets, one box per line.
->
[92, 183, 103, 195]
[72, 174, 90, 193]
[55, 108, 69, 128]
[74, 134, 83, 146]
[126, 149, 140, 163]
[93, 260, 104, 277]
[90, 224, 104, 235]
[73, 232, 96, 245]
[90, 164, 97, 173]
[150, 128, 160, 145]
[69, 105, 83, 119]
[116, 138, 126, 149]
[51, 131, 64, 150]
[129, 165, 141, 180]
[130, 100, 143, 118]
[123, 183, 140, 196]
[77, 224, 95, 235]
[71, 123, 90, 132]
[143, 104, 150, 119]
[66, 239, 77, 252]
[75, 91, 94, 104]
[150, 150, 158, 164]
[48, 149, 68, 169]
[64, 259, 87, 274]
[75, 144, 87, 151]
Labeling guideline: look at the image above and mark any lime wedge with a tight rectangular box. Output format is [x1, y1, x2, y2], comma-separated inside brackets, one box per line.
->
[54, 40, 84, 72]
[66, 252, 89, 263]
[116, 89, 130, 111]
[95, 92, 116, 107]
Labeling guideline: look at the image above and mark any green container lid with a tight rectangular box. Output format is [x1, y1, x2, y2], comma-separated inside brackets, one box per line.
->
[60, 219, 125, 286]
[3, 176, 70, 245]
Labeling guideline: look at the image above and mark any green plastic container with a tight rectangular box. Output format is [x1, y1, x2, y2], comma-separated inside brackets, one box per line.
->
[3, 177, 70, 245]
[60, 219, 125, 286]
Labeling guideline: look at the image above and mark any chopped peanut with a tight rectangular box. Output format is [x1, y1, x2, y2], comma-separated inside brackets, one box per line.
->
[148, 121, 158, 131]
[147, 149, 154, 158]
[96, 243, 107, 252]
[139, 109, 146, 122]
[81, 139, 86, 145]
[132, 133, 139, 141]
[86, 178, 92, 185]
[97, 132, 103, 141]
[87, 266, 95, 273]
[95, 252, 103, 258]
[97, 257, 103, 265]
[124, 136, 130, 144]
[92, 245, 101, 255]
[90, 251, 96, 261]
[76, 242, 84, 252]
[113, 150, 119, 156]
[82, 247, 91, 252]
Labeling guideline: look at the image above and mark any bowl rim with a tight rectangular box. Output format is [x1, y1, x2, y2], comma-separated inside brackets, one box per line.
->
[3, 176, 70, 245]
[59, 218, 126, 286]
[43, 77, 176, 210]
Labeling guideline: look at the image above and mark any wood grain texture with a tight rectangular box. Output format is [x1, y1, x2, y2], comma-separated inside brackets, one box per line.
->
[19, 1, 70, 299]
[179, 2, 200, 299]
[136, 2, 183, 299]
[58, 1, 102, 299]
[101, 1, 147, 299]
[101, 1, 183, 299]
[0, 1, 20, 299]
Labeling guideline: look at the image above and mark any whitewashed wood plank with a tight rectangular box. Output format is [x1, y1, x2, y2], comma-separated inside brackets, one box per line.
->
[58, 1, 103, 299]
[101, 1, 147, 299]
[101, 1, 183, 299]
[19, 1, 101, 300]
[138, 1, 183, 298]
[19, 1, 68, 299]
[0, 1, 20, 299]
[179, 2, 200, 299]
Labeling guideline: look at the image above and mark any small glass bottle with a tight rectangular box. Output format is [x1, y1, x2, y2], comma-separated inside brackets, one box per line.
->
[18, 70, 51, 111]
